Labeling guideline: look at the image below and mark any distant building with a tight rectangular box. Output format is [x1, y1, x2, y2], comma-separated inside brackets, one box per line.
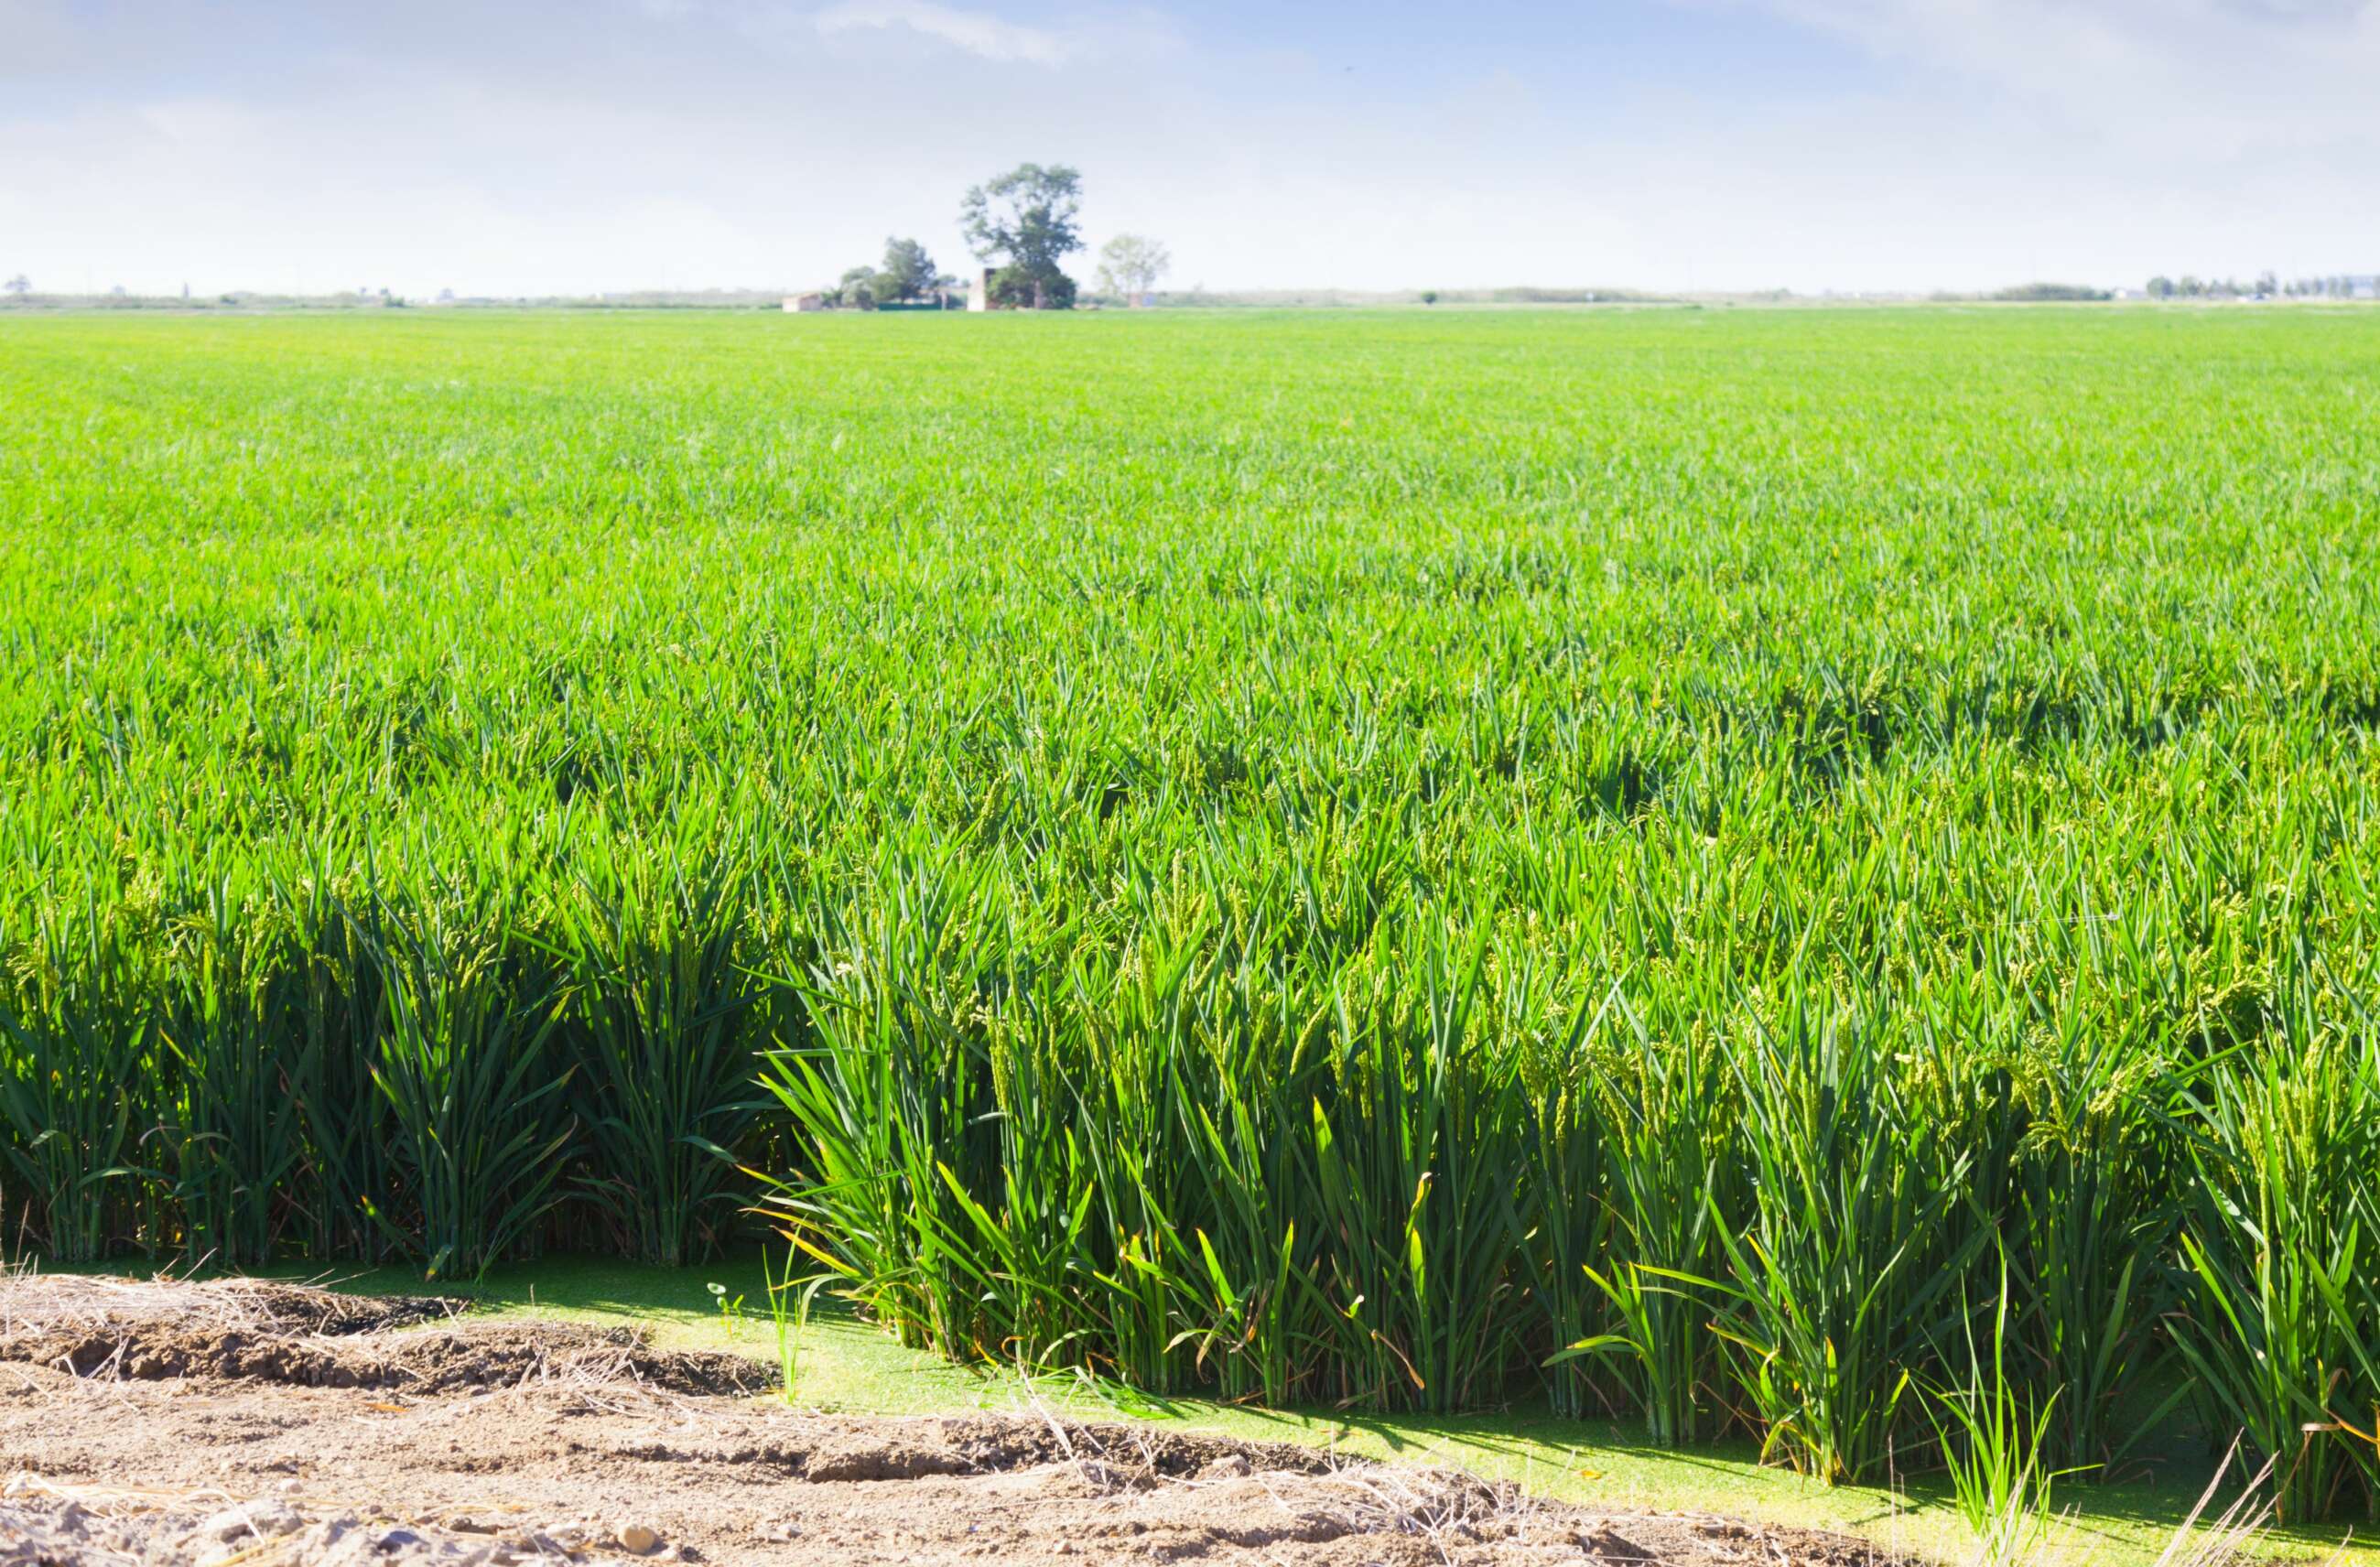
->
[783, 293, 826, 313]
[966, 266, 995, 313]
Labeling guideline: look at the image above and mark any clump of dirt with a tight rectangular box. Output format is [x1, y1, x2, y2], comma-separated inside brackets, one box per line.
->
[377, 1323, 776, 1398]
[0, 1274, 1919, 1567]
[0, 1273, 465, 1336]
[0, 1274, 771, 1398]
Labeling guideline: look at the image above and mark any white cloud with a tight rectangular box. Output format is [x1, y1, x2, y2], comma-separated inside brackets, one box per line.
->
[810, 0, 1077, 64]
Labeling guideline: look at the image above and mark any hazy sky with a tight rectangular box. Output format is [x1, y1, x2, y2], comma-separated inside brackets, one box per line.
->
[3, 0, 2375, 296]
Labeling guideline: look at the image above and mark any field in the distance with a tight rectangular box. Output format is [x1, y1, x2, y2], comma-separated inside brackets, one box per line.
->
[2, 307, 2378, 1535]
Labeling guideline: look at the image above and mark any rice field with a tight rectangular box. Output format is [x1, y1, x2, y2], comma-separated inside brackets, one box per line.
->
[2, 306, 2377, 1518]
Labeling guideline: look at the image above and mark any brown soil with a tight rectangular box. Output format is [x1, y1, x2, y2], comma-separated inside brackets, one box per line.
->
[0, 1273, 1910, 1567]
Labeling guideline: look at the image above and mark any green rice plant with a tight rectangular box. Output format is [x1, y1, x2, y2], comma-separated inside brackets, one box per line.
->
[1059, 928, 1217, 1394]
[0, 894, 163, 1261]
[348, 881, 577, 1281]
[765, 1242, 832, 1404]
[1698, 1000, 1990, 1484]
[1926, 1269, 2082, 1567]
[936, 1012, 1113, 1376]
[1527, 1058, 1614, 1421]
[282, 869, 398, 1263]
[153, 883, 310, 1266]
[2004, 999, 2190, 1470]
[1159, 933, 1327, 1406]
[1304, 930, 1535, 1412]
[550, 836, 768, 1266]
[2170, 1012, 2380, 1522]
[1562, 990, 1740, 1446]
[757, 848, 1010, 1356]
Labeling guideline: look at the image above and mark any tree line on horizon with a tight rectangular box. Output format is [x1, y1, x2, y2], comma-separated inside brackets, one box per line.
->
[816, 164, 1171, 310]
[2147, 272, 2375, 300]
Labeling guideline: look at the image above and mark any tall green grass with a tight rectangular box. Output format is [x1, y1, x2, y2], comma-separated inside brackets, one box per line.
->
[157, 881, 312, 1267]
[548, 834, 767, 1266]
[2171, 1016, 2380, 1521]
[0, 893, 159, 1263]
[2, 306, 2377, 1510]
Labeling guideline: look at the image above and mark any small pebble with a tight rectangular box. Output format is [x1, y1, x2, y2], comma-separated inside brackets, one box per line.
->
[193, 1499, 304, 1543]
[621, 1523, 665, 1555]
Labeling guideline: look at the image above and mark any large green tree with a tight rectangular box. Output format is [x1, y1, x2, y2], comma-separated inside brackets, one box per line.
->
[833, 265, 879, 309]
[958, 163, 1083, 309]
[876, 236, 949, 304]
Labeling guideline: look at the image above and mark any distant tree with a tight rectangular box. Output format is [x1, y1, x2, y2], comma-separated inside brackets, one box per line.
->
[986, 265, 1076, 310]
[2179, 276, 2204, 297]
[1420, 290, 1440, 306]
[2147, 276, 2176, 299]
[837, 265, 880, 309]
[877, 236, 949, 304]
[2254, 271, 2278, 298]
[2, 275, 28, 297]
[1093, 234, 1171, 304]
[959, 163, 1083, 309]
[1990, 282, 2111, 302]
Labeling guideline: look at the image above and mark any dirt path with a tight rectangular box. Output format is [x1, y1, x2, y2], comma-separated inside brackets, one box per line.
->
[0, 1275, 1904, 1567]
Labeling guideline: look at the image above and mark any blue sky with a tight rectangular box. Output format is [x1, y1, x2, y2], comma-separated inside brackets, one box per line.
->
[3, 0, 2375, 296]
